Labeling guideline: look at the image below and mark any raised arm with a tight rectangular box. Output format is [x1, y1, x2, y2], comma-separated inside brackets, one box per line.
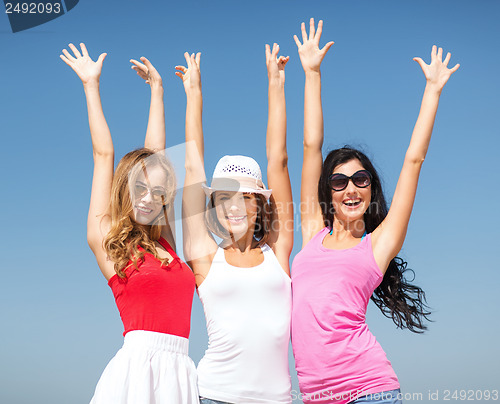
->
[176, 53, 217, 281]
[265, 43, 293, 274]
[130, 57, 165, 151]
[294, 19, 334, 245]
[60, 43, 115, 280]
[130, 57, 176, 248]
[372, 45, 460, 272]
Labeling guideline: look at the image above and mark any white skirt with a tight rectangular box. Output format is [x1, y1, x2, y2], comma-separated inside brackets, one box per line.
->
[90, 330, 199, 404]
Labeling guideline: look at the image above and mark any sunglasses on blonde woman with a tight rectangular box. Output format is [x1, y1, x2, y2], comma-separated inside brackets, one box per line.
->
[328, 170, 372, 191]
[134, 183, 167, 204]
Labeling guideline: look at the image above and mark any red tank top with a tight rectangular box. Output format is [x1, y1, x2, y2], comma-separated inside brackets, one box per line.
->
[108, 237, 195, 338]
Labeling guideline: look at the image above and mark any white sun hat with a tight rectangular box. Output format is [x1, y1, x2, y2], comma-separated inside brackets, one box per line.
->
[202, 155, 272, 199]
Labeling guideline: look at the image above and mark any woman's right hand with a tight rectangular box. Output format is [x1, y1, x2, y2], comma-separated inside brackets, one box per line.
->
[130, 57, 163, 90]
[293, 18, 334, 73]
[175, 52, 201, 94]
[266, 43, 289, 86]
[60, 43, 107, 85]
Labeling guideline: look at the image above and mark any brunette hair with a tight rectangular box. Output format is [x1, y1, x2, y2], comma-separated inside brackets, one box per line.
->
[205, 192, 276, 248]
[103, 148, 176, 278]
[318, 146, 431, 333]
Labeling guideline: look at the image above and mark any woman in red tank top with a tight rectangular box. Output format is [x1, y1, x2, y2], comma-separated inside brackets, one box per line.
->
[61, 43, 198, 404]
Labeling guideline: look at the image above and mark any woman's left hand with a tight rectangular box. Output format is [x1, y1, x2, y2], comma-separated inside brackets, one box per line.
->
[413, 45, 460, 92]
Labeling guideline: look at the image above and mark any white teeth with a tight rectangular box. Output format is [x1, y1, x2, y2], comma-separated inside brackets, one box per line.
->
[136, 206, 152, 214]
[344, 199, 360, 206]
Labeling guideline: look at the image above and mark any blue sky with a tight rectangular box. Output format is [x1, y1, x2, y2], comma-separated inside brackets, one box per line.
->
[1, 1, 499, 403]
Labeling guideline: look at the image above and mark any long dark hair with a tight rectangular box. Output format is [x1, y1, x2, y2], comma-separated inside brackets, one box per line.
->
[318, 146, 431, 333]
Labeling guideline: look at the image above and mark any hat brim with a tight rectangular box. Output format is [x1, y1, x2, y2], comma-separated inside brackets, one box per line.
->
[201, 183, 272, 200]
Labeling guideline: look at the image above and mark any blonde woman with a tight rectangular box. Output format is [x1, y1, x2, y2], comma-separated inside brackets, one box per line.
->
[61, 43, 199, 404]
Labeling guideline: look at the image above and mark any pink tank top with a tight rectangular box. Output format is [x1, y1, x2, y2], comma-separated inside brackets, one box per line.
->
[291, 228, 399, 403]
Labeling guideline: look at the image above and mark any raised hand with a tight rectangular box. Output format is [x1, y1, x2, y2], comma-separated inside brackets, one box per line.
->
[265, 43, 289, 85]
[175, 52, 201, 94]
[293, 18, 334, 73]
[130, 57, 163, 89]
[60, 43, 107, 85]
[413, 45, 460, 92]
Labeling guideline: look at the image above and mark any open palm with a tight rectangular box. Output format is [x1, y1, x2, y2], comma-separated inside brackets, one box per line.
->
[414, 45, 460, 91]
[60, 43, 106, 84]
[294, 18, 334, 72]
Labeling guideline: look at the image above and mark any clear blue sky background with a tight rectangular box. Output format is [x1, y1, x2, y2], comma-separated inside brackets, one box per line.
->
[1, 1, 499, 403]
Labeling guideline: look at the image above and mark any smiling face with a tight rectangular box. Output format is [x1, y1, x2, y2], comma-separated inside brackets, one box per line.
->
[213, 191, 258, 238]
[131, 165, 168, 225]
[330, 159, 372, 224]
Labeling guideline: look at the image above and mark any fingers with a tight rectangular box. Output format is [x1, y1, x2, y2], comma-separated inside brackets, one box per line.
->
[278, 55, 290, 68]
[431, 45, 437, 62]
[321, 41, 334, 55]
[301, 22, 307, 43]
[272, 43, 279, 59]
[59, 54, 72, 67]
[266, 43, 287, 67]
[132, 68, 148, 81]
[175, 65, 187, 79]
[309, 18, 315, 40]
[130, 58, 149, 81]
[293, 34, 302, 48]
[131, 63, 148, 77]
[449, 63, 460, 74]
[184, 52, 191, 68]
[97, 53, 107, 65]
[80, 43, 89, 57]
[413, 57, 427, 72]
[176, 51, 201, 80]
[315, 20, 323, 42]
[443, 52, 451, 66]
[130, 59, 147, 72]
[437, 46, 443, 61]
[140, 56, 155, 71]
[62, 48, 76, 62]
[68, 43, 82, 58]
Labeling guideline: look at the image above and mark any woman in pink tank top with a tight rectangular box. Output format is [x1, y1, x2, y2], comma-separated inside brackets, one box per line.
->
[290, 19, 460, 403]
[61, 43, 199, 403]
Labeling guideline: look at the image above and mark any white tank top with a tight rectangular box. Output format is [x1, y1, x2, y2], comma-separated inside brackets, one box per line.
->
[197, 244, 292, 404]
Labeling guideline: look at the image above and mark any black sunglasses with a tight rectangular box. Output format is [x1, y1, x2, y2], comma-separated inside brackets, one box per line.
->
[328, 170, 372, 191]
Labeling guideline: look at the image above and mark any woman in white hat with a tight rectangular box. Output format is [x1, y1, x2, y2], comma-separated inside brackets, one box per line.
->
[61, 43, 199, 404]
[176, 45, 293, 404]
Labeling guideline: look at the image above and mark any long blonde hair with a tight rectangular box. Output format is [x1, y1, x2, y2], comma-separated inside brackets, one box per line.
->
[104, 148, 176, 278]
